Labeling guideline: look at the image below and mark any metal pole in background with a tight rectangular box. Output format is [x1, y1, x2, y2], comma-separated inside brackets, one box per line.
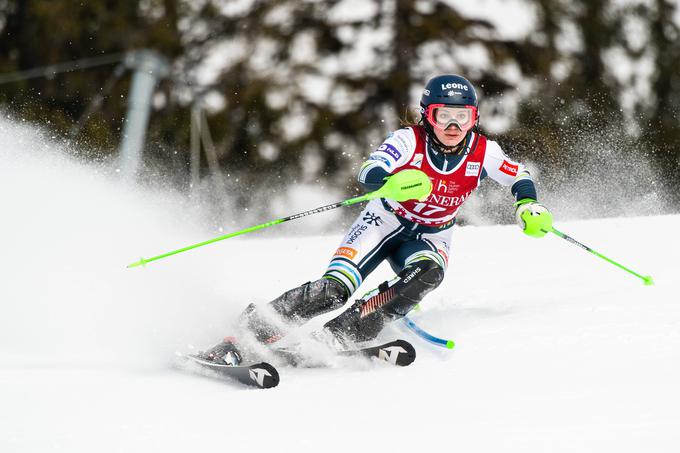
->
[199, 103, 226, 193]
[190, 102, 201, 189]
[118, 50, 170, 180]
[190, 99, 225, 193]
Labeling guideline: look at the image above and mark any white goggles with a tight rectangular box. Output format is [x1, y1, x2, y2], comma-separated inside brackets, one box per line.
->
[425, 105, 477, 131]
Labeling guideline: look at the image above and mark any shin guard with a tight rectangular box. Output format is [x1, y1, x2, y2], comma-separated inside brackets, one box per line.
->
[323, 259, 444, 343]
[240, 277, 348, 344]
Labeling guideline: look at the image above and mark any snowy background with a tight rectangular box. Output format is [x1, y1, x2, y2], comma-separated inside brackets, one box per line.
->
[1, 117, 679, 452]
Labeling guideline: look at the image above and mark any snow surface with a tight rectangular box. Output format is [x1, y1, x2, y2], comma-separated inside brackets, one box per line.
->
[1, 118, 679, 453]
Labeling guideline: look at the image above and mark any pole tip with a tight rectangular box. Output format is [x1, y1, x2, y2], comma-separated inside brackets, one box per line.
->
[446, 340, 455, 349]
[643, 275, 654, 286]
[126, 257, 147, 269]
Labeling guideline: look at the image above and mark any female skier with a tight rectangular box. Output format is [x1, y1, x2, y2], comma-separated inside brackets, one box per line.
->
[201, 74, 553, 365]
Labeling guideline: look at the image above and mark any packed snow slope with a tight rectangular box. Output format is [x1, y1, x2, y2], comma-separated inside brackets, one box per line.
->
[1, 119, 679, 453]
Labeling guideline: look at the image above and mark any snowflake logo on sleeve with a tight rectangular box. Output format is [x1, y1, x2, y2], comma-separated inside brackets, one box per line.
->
[363, 212, 383, 226]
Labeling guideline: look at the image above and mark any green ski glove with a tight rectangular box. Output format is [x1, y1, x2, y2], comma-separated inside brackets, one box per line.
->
[515, 199, 553, 238]
[380, 169, 433, 202]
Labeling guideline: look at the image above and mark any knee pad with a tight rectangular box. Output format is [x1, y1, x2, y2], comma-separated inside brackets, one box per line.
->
[392, 259, 444, 310]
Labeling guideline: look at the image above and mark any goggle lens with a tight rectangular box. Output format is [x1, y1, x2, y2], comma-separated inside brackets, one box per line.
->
[426, 105, 476, 131]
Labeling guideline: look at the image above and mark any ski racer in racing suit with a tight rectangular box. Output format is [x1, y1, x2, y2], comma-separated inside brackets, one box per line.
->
[200, 74, 553, 364]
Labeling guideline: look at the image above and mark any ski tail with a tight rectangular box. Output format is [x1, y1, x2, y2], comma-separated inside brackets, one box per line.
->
[341, 339, 416, 366]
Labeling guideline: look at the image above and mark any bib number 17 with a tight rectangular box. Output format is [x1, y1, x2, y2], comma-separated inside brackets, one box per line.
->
[412, 202, 446, 216]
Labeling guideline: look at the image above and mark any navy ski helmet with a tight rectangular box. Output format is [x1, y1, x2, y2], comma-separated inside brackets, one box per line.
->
[420, 74, 479, 152]
[420, 74, 478, 112]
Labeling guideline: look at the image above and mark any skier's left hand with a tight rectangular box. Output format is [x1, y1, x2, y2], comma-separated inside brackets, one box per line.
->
[515, 199, 553, 238]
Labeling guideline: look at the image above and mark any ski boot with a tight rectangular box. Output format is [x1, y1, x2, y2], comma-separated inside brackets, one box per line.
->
[197, 337, 243, 366]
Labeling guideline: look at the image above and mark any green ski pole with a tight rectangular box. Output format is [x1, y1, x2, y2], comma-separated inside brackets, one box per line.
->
[127, 169, 432, 268]
[546, 226, 654, 286]
[127, 192, 374, 268]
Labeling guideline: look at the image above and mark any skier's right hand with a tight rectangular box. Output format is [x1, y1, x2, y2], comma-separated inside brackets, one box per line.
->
[380, 169, 433, 202]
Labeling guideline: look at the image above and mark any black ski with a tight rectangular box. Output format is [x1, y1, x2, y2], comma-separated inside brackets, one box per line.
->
[272, 339, 416, 368]
[341, 339, 416, 366]
[180, 354, 280, 389]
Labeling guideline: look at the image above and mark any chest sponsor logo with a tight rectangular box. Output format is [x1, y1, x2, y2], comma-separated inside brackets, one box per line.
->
[499, 160, 519, 176]
[334, 247, 358, 260]
[425, 191, 473, 209]
[435, 179, 460, 193]
[377, 143, 402, 161]
[465, 161, 481, 177]
[411, 153, 423, 169]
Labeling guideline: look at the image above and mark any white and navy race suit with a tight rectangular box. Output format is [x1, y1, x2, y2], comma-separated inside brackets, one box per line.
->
[323, 125, 537, 296]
